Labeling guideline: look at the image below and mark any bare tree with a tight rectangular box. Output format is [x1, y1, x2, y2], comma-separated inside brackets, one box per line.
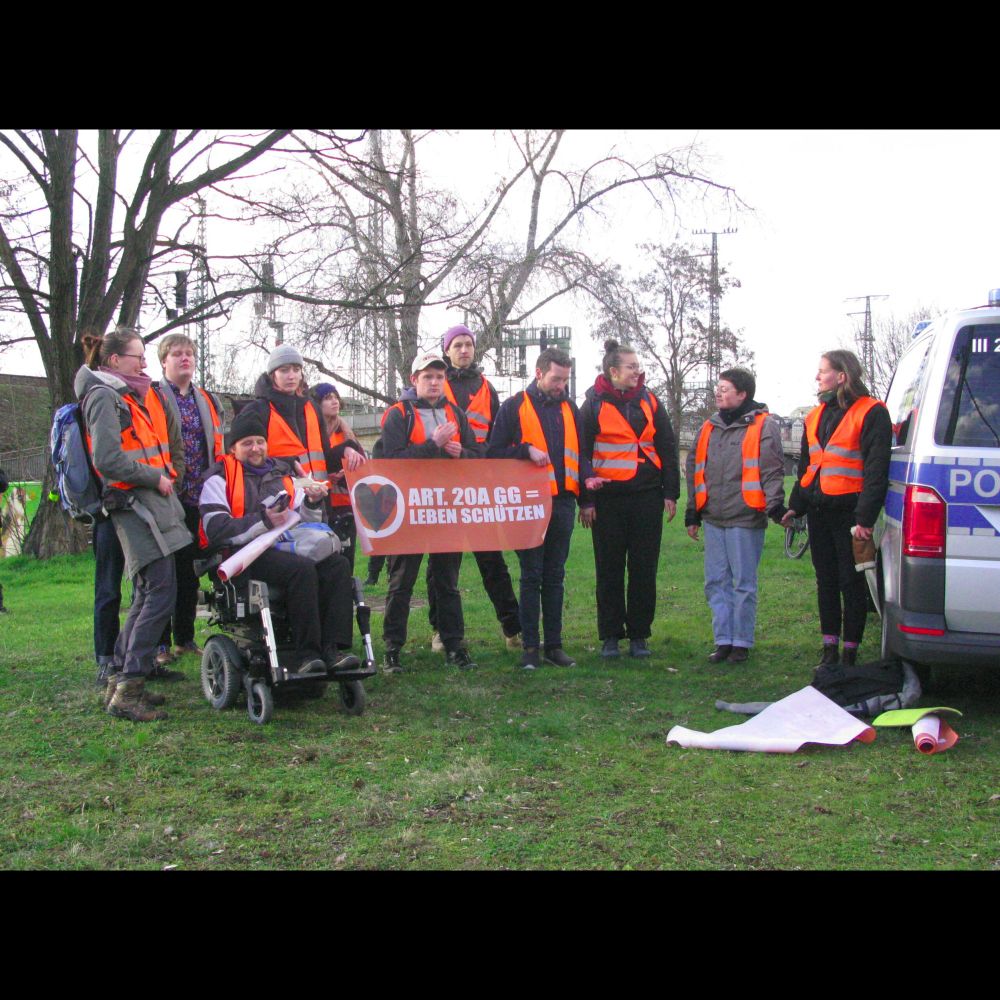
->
[590, 242, 751, 437]
[0, 129, 295, 556]
[850, 305, 935, 399]
[269, 130, 738, 398]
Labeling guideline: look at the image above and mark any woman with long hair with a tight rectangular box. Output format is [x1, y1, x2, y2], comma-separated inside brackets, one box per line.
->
[782, 350, 892, 668]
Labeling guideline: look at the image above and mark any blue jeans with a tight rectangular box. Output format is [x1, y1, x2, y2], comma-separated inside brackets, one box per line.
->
[517, 493, 576, 651]
[93, 517, 125, 665]
[703, 523, 765, 649]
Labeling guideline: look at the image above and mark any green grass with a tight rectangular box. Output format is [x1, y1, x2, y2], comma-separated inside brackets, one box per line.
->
[1, 481, 998, 870]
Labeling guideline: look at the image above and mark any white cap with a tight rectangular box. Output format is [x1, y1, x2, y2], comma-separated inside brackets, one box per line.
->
[411, 351, 448, 374]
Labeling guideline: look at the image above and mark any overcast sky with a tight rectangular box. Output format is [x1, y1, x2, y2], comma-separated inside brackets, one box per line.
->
[5, 129, 1000, 416]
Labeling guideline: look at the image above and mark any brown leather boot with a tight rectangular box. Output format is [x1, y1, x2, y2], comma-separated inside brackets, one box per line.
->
[107, 677, 168, 722]
[103, 673, 167, 709]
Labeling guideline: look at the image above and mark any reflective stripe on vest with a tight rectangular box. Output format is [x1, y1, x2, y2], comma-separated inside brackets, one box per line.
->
[800, 396, 884, 495]
[388, 400, 462, 445]
[266, 403, 328, 479]
[198, 455, 294, 548]
[517, 394, 580, 496]
[443, 378, 493, 444]
[87, 387, 177, 491]
[327, 427, 352, 509]
[693, 412, 768, 512]
[591, 394, 662, 481]
[197, 387, 225, 462]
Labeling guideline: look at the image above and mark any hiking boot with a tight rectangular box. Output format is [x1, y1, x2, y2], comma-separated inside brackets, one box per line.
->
[629, 638, 652, 659]
[296, 657, 327, 676]
[601, 638, 621, 659]
[382, 649, 404, 674]
[155, 645, 176, 667]
[841, 647, 858, 667]
[708, 644, 733, 663]
[543, 647, 576, 667]
[728, 646, 749, 664]
[430, 632, 445, 653]
[107, 677, 168, 722]
[817, 643, 840, 668]
[104, 673, 168, 709]
[446, 647, 478, 671]
[504, 630, 523, 651]
[172, 641, 203, 657]
[520, 647, 540, 671]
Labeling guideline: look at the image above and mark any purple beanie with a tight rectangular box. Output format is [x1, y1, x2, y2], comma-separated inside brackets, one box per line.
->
[313, 382, 340, 402]
[442, 324, 476, 354]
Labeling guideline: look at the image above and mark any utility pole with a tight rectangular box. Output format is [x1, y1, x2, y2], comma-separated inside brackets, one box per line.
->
[692, 227, 737, 404]
[845, 294, 888, 382]
[193, 196, 212, 387]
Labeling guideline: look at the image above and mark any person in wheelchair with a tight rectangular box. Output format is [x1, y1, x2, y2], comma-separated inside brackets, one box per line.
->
[199, 409, 360, 676]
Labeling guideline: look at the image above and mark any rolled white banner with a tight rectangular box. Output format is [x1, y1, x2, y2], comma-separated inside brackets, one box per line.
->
[217, 509, 302, 582]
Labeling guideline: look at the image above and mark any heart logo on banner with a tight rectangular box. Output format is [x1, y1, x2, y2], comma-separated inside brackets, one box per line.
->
[355, 482, 398, 531]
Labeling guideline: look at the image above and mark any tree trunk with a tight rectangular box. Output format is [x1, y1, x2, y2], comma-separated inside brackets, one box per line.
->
[21, 464, 91, 558]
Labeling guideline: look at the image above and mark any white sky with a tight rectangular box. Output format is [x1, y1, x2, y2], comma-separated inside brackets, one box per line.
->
[4, 129, 1000, 416]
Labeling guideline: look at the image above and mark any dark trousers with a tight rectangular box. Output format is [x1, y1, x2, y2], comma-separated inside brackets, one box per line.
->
[807, 506, 869, 644]
[592, 489, 663, 641]
[159, 504, 200, 649]
[427, 550, 520, 637]
[366, 554, 386, 581]
[251, 549, 355, 659]
[383, 552, 464, 652]
[116, 555, 176, 677]
[517, 492, 576, 651]
[93, 517, 125, 664]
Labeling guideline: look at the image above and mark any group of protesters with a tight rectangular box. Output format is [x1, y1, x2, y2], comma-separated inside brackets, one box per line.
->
[76, 319, 891, 723]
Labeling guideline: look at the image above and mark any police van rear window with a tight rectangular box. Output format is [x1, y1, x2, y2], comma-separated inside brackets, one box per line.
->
[934, 324, 1000, 448]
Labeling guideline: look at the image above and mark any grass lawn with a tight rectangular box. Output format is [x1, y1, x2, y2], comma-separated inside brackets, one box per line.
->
[1, 481, 998, 870]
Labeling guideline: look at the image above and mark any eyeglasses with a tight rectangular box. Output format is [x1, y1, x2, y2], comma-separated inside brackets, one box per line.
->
[617, 363, 643, 372]
[116, 353, 146, 361]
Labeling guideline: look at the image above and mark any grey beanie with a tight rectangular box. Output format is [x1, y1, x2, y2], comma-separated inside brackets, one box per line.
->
[266, 343, 304, 374]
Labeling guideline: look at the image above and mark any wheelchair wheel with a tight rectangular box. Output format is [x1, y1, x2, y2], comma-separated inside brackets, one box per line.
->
[784, 516, 810, 559]
[338, 680, 366, 716]
[201, 635, 244, 710]
[247, 680, 274, 725]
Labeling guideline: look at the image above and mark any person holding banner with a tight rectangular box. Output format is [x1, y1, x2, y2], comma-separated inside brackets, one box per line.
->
[379, 351, 484, 674]
[199, 408, 359, 676]
[488, 347, 588, 671]
[579, 340, 679, 660]
[427, 324, 522, 651]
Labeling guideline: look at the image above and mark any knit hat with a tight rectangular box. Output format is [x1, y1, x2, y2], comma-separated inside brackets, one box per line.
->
[225, 408, 268, 451]
[313, 382, 340, 401]
[411, 350, 448, 374]
[266, 343, 304, 374]
[442, 324, 475, 354]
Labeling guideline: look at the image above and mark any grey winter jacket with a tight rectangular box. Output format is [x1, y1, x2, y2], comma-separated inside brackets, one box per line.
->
[75, 365, 192, 577]
[684, 404, 785, 530]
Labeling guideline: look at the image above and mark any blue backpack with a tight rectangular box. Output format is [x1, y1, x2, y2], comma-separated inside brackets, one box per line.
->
[50, 398, 105, 523]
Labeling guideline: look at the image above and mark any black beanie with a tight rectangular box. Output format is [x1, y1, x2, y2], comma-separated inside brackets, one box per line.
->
[225, 409, 268, 452]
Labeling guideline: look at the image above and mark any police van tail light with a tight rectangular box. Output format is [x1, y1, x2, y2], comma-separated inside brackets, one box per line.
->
[902, 484, 946, 558]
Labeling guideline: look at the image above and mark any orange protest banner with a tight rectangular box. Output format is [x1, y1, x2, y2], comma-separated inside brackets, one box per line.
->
[345, 459, 552, 555]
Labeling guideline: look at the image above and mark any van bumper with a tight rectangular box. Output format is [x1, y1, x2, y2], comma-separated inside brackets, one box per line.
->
[883, 602, 1000, 669]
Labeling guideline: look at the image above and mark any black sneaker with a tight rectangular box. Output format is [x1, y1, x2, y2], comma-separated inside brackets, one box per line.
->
[520, 647, 540, 671]
[543, 647, 576, 667]
[382, 649, 404, 674]
[817, 644, 840, 668]
[708, 644, 733, 663]
[446, 647, 478, 671]
[95, 662, 117, 688]
[296, 657, 327, 676]
[601, 639, 621, 659]
[628, 638, 652, 658]
[148, 664, 185, 681]
[328, 652, 361, 673]
[728, 646, 749, 663]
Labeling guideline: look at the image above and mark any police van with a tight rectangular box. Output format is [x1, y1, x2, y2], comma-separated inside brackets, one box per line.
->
[872, 291, 1000, 675]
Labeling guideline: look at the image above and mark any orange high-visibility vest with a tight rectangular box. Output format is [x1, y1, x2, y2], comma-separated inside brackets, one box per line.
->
[87, 387, 176, 491]
[327, 427, 352, 510]
[591, 394, 662, 481]
[693, 412, 769, 512]
[197, 387, 225, 462]
[198, 454, 295, 548]
[443, 378, 493, 444]
[266, 402, 328, 479]
[800, 396, 884, 495]
[386, 400, 463, 445]
[517, 394, 580, 496]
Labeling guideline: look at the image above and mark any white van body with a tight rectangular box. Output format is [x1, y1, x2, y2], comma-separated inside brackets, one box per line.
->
[872, 295, 1000, 670]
